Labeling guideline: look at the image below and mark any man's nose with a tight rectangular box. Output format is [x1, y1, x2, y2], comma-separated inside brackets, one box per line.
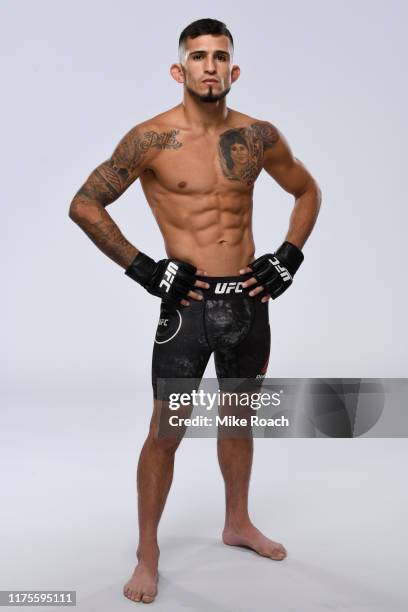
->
[204, 59, 216, 73]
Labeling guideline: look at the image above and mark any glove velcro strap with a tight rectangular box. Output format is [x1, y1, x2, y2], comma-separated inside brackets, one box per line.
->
[125, 252, 156, 287]
[275, 241, 304, 276]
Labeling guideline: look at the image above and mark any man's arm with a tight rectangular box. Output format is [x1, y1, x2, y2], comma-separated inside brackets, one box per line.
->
[258, 121, 322, 249]
[69, 125, 149, 268]
[240, 121, 322, 301]
[69, 124, 209, 305]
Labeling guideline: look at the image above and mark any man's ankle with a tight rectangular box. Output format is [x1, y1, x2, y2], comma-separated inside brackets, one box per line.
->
[224, 516, 252, 531]
[137, 542, 160, 560]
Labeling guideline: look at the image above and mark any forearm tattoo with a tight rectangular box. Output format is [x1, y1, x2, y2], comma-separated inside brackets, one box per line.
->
[72, 201, 137, 267]
[218, 121, 279, 186]
[71, 128, 182, 266]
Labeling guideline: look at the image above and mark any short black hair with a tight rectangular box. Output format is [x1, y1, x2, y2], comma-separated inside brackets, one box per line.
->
[178, 18, 234, 61]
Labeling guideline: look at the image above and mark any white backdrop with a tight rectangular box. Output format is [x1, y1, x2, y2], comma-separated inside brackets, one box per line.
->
[2, 0, 407, 392]
[1, 3, 407, 610]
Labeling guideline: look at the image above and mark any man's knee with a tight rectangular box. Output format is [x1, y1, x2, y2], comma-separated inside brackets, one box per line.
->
[147, 398, 192, 448]
[146, 429, 183, 454]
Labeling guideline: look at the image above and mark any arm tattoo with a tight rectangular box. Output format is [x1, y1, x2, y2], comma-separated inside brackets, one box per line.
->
[70, 128, 182, 266]
[76, 166, 122, 203]
[218, 121, 280, 186]
[75, 128, 183, 206]
[72, 200, 138, 268]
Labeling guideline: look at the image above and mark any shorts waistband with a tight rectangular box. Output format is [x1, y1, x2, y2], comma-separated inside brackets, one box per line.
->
[195, 273, 253, 299]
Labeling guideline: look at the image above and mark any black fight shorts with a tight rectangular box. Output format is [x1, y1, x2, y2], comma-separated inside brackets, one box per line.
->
[151, 274, 270, 399]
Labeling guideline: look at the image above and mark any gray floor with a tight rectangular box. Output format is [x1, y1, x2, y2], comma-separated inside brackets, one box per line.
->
[1, 389, 407, 611]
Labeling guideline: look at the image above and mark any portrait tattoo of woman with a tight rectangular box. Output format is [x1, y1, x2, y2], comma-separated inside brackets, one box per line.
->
[218, 122, 280, 186]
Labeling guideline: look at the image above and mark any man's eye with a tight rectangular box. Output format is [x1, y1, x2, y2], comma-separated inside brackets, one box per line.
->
[216, 55, 227, 61]
[192, 54, 204, 60]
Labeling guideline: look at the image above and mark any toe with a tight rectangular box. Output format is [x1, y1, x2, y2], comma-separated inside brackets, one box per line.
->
[142, 594, 155, 603]
[273, 547, 287, 560]
[142, 587, 156, 603]
[124, 588, 133, 600]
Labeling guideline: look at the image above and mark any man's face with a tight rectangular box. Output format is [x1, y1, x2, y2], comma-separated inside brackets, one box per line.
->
[179, 34, 238, 103]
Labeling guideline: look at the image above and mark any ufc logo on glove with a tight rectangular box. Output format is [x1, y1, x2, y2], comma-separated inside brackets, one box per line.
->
[268, 257, 292, 282]
[159, 262, 179, 292]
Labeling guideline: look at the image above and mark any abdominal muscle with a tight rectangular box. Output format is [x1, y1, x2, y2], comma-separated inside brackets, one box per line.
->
[144, 189, 256, 276]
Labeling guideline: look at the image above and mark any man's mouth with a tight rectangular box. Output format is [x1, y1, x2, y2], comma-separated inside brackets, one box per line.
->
[203, 79, 218, 84]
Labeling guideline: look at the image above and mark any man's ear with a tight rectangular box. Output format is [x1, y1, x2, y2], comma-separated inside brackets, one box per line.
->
[231, 64, 241, 83]
[170, 63, 185, 84]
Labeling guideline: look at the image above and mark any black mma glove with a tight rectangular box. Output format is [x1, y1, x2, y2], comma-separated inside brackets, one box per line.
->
[125, 251, 197, 305]
[248, 241, 304, 300]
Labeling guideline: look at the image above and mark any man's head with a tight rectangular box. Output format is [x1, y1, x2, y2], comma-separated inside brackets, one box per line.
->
[171, 18, 240, 103]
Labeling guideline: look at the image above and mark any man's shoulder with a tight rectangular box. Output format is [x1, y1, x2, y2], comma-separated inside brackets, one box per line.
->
[228, 109, 280, 143]
[114, 107, 184, 163]
[226, 109, 277, 130]
[226, 109, 258, 126]
[127, 105, 183, 135]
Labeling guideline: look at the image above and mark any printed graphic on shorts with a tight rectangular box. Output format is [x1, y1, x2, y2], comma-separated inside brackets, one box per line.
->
[206, 299, 253, 348]
[155, 308, 182, 344]
[256, 357, 270, 379]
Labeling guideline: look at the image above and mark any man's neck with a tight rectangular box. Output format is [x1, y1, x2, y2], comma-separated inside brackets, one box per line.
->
[180, 91, 229, 132]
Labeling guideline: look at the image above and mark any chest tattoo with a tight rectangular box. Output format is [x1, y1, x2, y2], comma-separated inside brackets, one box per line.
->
[141, 129, 183, 151]
[218, 121, 279, 185]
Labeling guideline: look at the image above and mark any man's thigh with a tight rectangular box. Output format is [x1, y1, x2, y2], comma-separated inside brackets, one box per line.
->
[212, 298, 270, 437]
[214, 298, 270, 380]
[151, 299, 212, 400]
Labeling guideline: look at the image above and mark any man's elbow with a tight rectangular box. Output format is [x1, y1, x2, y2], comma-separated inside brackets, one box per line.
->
[68, 196, 96, 225]
[68, 198, 83, 223]
[316, 181, 322, 203]
[308, 178, 322, 209]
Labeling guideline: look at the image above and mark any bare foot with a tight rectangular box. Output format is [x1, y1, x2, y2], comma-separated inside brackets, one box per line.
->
[222, 522, 287, 561]
[123, 549, 159, 604]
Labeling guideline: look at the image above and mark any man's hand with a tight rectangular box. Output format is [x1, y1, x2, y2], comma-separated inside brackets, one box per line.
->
[239, 241, 304, 303]
[125, 252, 210, 306]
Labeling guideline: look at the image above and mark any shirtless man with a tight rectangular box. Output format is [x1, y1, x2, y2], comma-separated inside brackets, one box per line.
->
[69, 18, 321, 605]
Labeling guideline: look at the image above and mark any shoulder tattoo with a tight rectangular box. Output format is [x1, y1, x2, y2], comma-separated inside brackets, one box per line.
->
[76, 128, 182, 204]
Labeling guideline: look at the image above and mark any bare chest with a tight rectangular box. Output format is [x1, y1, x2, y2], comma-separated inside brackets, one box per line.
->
[140, 127, 265, 196]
